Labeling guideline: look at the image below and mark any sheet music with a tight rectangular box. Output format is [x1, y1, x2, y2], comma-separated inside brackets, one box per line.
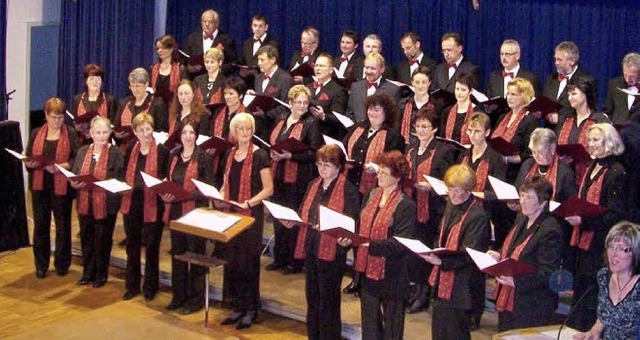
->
[242, 93, 256, 108]
[273, 97, 291, 109]
[195, 134, 210, 146]
[191, 178, 223, 198]
[365, 162, 379, 173]
[422, 175, 448, 196]
[55, 164, 77, 178]
[5, 148, 27, 160]
[66, 110, 75, 120]
[263, 200, 304, 223]
[394, 236, 432, 253]
[488, 175, 519, 200]
[617, 87, 640, 96]
[176, 209, 242, 233]
[178, 49, 190, 58]
[322, 135, 348, 157]
[319, 205, 355, 233]
[140, 171, 163, 187]
[466, 247, 497, 270]
[471, 89, 489, 102]
[539, 328, 580, 340]
[94, 178, 132, 193]
[152, 131, 169, 145]
[549, 200, 560, 212]
[385, 79, 415, 92]
[332, 111, 354, 128]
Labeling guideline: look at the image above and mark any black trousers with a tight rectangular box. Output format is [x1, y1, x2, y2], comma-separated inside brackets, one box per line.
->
[220, 225, 262, 311]
[305, 251, 345, 340]
[360, 288, 406, 340]
[431, 298, 472, 340]
[78, 213, 117, 281]
[31, 190, 72, 272]
[170, 230, 206, 305]
[123, 213, 164, 294]
[272, 219, 303, 270]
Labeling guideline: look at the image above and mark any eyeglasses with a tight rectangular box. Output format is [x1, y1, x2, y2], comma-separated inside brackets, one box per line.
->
[607, 244, 633, 254]
[301, 41, 317, 47]
[315, 162, 337, 169]
[500, 52, 518, 57]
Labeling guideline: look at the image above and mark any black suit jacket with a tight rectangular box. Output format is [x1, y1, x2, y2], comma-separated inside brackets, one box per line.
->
[183, 30, 238, 77]
[486, 67, 541, 99]
[351, 60, 396, 81]
[240, 33, 280, 67]
[603, 76, 640, 124]
[543, 67, 597, 118]
[432, 58, 483, 93]
[395, 54, 438, 85]
[347, 78, 402, 123]
[253, 67, 294, 138]
[306, 80, 349, 139]
[332, 53, 364, 80]
[193, 73, 226, 104]
[288, 49, 323, 85]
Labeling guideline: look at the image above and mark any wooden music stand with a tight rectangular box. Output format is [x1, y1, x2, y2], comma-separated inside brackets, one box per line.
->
[169, 208, 255, 327]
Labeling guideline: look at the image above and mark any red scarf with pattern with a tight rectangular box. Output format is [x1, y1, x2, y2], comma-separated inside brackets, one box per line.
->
[31, 124, 71, 196]
[444, 104, 473, 145]
[571, 165, 607, 250]
[407, 146, 434, 223]
[77, 144, 110, 219]
[558, 116, 594, 146]
[120, 141, 158, 222]
[347, 126, 388, 193]
[400, 100, 434, 143]
[77, 92, 108, 118]
[491, 109, 527, 142]
[525, 156, 559, 201]
[270, 119, 303, 183]
[222, 145, 254, 216]
[354, 188, 402, 281]
[294, 173, 347, 261]
[462, 153, 490, 192]
[120, 97, 152, 127]
[163, 151, 198, 222]
[151, 62, 181, 96]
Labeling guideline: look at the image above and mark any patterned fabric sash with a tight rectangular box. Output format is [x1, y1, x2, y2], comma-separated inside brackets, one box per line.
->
[120, 97, 152, 127]
[163, 151, 198, 223]
[31, 124, 71, 196]
[407, 147, 434, 223]
[120, 141, 159, 222]
[77, 92, 107, 118]
[525, 156, 559, 201]
[571, 165, 607, 250]
[270, 119, 303, 184]
[151, 62, 181, 97]
[462, 154, 490, 192]
[491, 108, 527, 142]
[558, 116, 594, 146]
[445, 104, 473, 145]
[77, 144, 109, 219]
[347, 126, 388, 193]
[222, 145, 254, 216]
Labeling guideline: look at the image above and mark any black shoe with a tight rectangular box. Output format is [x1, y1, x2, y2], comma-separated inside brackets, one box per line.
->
[281, 266, 302, 275]
[144, 291, 157, 301]
[342, 280, 360, 294]
[166, 299, 184, 311]
[92, 278, 107, 288]
[221, 311, 245, 325]
[77, 277, 91, 285]
[265, 262, 283, 271]
[36, 270, 46, 279]
[236, 310, 257, 330]
[470, 316, 481, 330]
[407, 284, 430, 314]
[122, 291, 139, 300]
[180, 303, 203, 315]
[55, 268, 68, 276]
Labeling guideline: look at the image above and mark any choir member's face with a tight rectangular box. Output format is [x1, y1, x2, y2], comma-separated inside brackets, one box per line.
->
[316, 160, 340, 181]
[234, 121, 253, 144]
[180, 124, 196, 148]
[314, 56, 332, 81]
[257, 53, 276, 74]
[251, 19, 268, 38]
[401, 37, 420, 60]
[86, 75, 103, 93]
[567, 87, 587, 109]
[441, 38, 462, 64]
[506, 85, 526, 110]
[415, 118, 436, 143]
[623, 64, 639, 86]
[500, 44, 520, 70]
[300, 32, 318, 54]
[362, 38, 381, 56]
[466, 123, 490, 146]
[90, 121, 111, 147]
[201, 12, 217, 35]
[155, 42, 173, 61]
[554, 50, 575, 76]
[364, 59, 384, 82]
[177, 84, 195, 108]
[129, 81, 148, 100]
[454, 82, 471, 103]
[340, 36, 357, 56]
[377, 166, 400, 189]
[204, 56, 221, 74]
[519, 189, 546, 218]
[606, 239, 634, 274]
[290, 94, 309, 118]
[45, 112, 65, 130]
[367, 104, 386, 129]
[446, 186, 469, 205]
[530, 144, 555, 166]
[411, 73, 431, 96]
[223, 88, 241, 108]
[134, 122, 154, 146]
[587, 128, 606, 158]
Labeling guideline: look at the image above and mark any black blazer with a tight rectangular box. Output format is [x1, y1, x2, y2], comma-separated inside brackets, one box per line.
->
[603, 76, 640, 124]
[347, 78, 402, 123]
[486, 67, 541, 99]
[253, 67, 295, 138]
[395, 54, 438, 85]
[351, 60, 397, 81]
[288, 49, 323, 85]
[72, 144, 125, 215]
[432, 58, 483, 93]
[306, 80, 348, 139]
[240, 33, 280, 67]
[183, 30, 238, 77]
[542, 67, 598, 119]
[71, 92, 118, 123]
[332, 52, 364, 80]
[193, 72, 226, 104]
[115, 95, 168, 132]
[515, 157, 578, 203]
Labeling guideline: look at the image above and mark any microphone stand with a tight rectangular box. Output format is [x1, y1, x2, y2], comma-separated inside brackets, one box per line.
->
[557, 285, 594, 340]
[2, 89, 16, 120]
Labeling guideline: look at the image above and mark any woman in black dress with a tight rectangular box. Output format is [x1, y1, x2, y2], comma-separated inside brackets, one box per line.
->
[266, 85, 322, 274]
[71, 116, 124, 288]
[70, 64, 117, 144]
[217, 112, 273, 329]
[150, 34, 187, 107]
[193, 47, 226, 105]
[26, 97, 79, 278]
[440, 73, 476, 146]
[120, 113, 169, 301]
[162, 119, 214, 315]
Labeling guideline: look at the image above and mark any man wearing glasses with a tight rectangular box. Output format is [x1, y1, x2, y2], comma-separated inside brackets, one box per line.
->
[288, 27, 323, 85]
[486, 39, 540, 99]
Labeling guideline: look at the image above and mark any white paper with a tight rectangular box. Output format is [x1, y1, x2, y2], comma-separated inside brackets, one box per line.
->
[55, 164, 77, 178]
[196, 134, 210, 146]
[549, 200, 561, 212]
[471, 89, 489, 102]
[435, 136, 471, 149]
[252, 134, 271, 149]
[488, 175, 519, 200]
[291, 62, 300, 70]
[319, 205, 355, 233]
[263, 200, 303, 223]
[273, 97, 291, 109]
[617, 87, 640, 96]
[422, 175, 448, 196]
[176, 209, 242, 233]
[466, 247, 497, 270]
[333, 67, 344, 78]
[5, 148, 27, 160]
[94, 178, 132, 193]
[146, 87, 155, 94]
[140, 171, 163, 187]
[66, 110, 75, 120]
[385, 79, 415, 92]
[394, 236, 432, 253]
[242, 93, 255, 108]
[178, 49, 190, 58]
[332, 111, 354, 128]
[365, 162, 379, 173]
[322, 135, 348, 157]
[152, 131, 169, 145]
[191, 179, 245, 208]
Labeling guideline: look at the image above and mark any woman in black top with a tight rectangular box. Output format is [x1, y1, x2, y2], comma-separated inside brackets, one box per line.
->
[70, 64, 117, 144]
[150, 35, 187, 107]
[193, 47, 226, 105]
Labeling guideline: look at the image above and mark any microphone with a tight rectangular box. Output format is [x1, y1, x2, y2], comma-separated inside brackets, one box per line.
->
[557, 285, 594, 340]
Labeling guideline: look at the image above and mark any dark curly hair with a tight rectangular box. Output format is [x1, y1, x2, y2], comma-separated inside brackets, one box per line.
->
[365, 93, 397, 127]
[414, 106, 440, 131]
[567, 77, 597, 112]
[377, 150, 409, 179]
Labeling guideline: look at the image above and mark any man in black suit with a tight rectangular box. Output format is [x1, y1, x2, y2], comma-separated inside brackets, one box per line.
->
[350, 34, 396, 81]
[432, 32, 482, 93]
[240, 14, 280, 68]
[307, 53, 349, 139]
[542, 41, 597, 124]
[182, 9, 238, 78]
[333, 30, 363, 81]
[396, 32, 437, 85]
[288, 27, 322, 85]
[250, 45, 294, 139]
[347, 53, 401, 123]
[604, 52, 640, 124]
[486, 39, 541, 99]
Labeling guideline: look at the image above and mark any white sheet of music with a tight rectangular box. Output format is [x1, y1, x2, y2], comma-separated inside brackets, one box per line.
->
[242, 93, 256, 107]
[5, 148, 27, 160]
[191, 178, 245, 208]
[471, 88, 489, 103]
[422, 174, 448, 196]
[385, 79, 415, 92]
[319, 205, 355, 233]
[152, 131, 169, 145]
[273, 97, 291, 109]
[195, 134, 210, 146]
[549, 200, 560, 212]
[55, 164, 76, 178]
[466, 247, 496, 270]
[538, 328, 580, 340]
[332, 111, 354, 128]
[94, 178, 131, 193]
[488, 175, 519, 200]
[176, 209, 242, 233]
[394, 236, 431, 253]
[140, 171, 162, 187]
[263, 200, 304, 223]
[322, 135, 349, 158]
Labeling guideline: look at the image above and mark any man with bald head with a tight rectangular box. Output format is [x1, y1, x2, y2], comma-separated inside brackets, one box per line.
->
[486, 39, 540, 99]
[432, 32, 482, 93]
[604, 52, 640, 124]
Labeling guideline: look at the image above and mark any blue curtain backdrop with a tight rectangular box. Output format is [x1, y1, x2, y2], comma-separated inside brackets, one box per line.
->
[165, 0, 640, 108]
[57, 1, 155, 107]
[0, 0, 6, 121]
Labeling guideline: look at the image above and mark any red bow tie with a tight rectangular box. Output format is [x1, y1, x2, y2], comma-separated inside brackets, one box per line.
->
[301, 51, 311, 58]
[252, 38, 261, 43]
[446, 63, 457, 70]
[339, 56, 348, 63]
[409, 59, 418, 66]
[501, 71, 515, 78]
[557, 74, 567, 82]
[204, 33, 214, 40]
[313, 81, 323, 89]
[262, 74, 271, 81]
[367, 82, 378, 89]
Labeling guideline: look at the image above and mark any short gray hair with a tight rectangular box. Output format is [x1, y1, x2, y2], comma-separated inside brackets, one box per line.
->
[555, 41, 580, 63]
[529, 128, 557, 150]
[128, 67, 149, 84]
[501, 39, 521, 53]
[622, 52, 640, 69]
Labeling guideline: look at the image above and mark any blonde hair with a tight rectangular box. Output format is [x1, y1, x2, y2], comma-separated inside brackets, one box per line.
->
[131, 112, 154, 130]
[507, 78, 535, 105]
[204, 47, 224, 63]
[365, 53, 385, 67]
[288, 84, 311, 101]
[588, 123, 625, 156]
[229, 113, 255, 140]
[444, 164, 477, 192]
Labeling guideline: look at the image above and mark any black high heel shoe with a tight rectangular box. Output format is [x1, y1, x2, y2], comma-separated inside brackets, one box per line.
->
[221, 311, 245, 325]
[236, 310, 257, 330]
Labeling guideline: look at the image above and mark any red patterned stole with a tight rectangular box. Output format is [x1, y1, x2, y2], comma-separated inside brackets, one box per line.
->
[77, 92, 107, 118]
[494, 218, 538, 311]
[400, 100, 434, 143]
[558, 116, 594, 146]
[571, 165, 607, 250]
[428, 199, 477, 299]
[491, 109, 526, 142]
[164, 151, 198, 222]
[270, 118, 303, 183]
[212, 103, 246, 141]
[222, 145, 254, 216]
[444, 104, 473, 145]
[294, 173, 347, 261]
[525, 156, 559, 201]
[77, 144, 110, 219]
[462, 153, 490, 192]
[120, 141, 158, 222]
[31, 124, 71, 196]
[120, 97, 152, 127]
[354, 188, 403, 281]
[151, 62, 181, 96]
[347, 126, 388, 193]
[407, 146, 434, 223]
